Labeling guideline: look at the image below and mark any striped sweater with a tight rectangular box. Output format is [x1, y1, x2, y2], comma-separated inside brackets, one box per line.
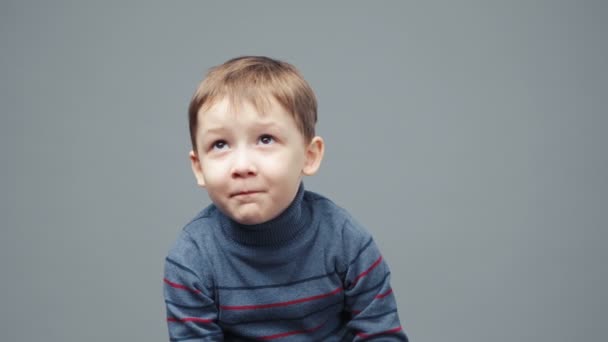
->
[163, 184, 408, 341]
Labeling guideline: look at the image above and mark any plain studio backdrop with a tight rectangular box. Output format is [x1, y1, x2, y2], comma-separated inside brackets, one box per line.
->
[1, 1, 606, 341]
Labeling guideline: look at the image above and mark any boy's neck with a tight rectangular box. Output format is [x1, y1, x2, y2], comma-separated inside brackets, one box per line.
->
[218, 183, 310, 246]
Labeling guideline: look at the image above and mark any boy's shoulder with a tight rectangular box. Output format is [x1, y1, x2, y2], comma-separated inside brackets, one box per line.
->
[304, 189, 379, 271]
[174, 203, 222, 245]
[303, 189, 374, 241]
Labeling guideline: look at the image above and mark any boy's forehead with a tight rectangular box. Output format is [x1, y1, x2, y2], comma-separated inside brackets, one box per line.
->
[198, 96, 292, 126]
[200, 97, 232, 117]
[201, 96, 271, 117]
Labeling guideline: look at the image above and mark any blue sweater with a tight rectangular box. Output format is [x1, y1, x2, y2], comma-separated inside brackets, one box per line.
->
[163, 184, 408, 341]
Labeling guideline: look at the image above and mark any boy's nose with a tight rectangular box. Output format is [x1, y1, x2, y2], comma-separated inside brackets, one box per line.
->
[230, 149, 257, 178]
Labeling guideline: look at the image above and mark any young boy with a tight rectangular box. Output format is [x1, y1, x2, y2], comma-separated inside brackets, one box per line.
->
[163, 56, 408, 341]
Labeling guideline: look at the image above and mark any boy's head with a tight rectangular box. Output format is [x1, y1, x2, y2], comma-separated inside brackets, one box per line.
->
[188, 56, 318, 151]
[188, 56, 324, 225]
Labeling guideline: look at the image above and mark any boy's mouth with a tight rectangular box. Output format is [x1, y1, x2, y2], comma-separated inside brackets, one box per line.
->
[231, 190, 262, 197]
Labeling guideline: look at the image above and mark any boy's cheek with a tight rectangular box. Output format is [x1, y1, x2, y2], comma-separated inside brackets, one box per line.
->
[203, 170, 227, 186]
[263, 159, 297, 179]
[199, 161, 228, 185]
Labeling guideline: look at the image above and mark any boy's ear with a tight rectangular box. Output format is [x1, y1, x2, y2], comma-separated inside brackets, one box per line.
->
[302, 136, 324, 176]
[189, 150, 206, 187]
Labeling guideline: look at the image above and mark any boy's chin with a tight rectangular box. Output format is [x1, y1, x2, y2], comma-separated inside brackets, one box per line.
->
[220, 200, 286, 225]
[227, 208, 272, 226]
[231, 214, 267, 226]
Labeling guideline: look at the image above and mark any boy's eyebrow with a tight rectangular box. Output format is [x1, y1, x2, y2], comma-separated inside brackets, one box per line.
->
[200, 126, 226, 134]
[253, 121, 282, 130]
[201, 122, 282, 134]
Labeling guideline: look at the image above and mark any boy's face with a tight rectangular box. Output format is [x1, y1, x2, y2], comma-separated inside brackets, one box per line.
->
[189, 97, 323, 225]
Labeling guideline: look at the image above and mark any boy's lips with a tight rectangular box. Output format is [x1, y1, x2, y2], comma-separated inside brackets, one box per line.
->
[230, 190, 263, 197]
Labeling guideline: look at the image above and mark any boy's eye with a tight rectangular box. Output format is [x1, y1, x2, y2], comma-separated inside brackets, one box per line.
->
[258, 134, 275, 145]
[211, 140, 229, 150]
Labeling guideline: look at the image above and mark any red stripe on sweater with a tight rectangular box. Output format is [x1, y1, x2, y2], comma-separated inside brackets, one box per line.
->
[375, 288, 393, 299]
[351, 256, 383, 287]
[259, 322, 325, 340]
[167, 317, 213, 324]
[220, 286, 343, 311]
[357, 326, 402, 339]
[163, 278, 201, 294]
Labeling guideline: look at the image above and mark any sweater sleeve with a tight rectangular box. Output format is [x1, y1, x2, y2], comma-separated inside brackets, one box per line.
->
[342, 226, 408, 341]
[163, 229, 223, 341]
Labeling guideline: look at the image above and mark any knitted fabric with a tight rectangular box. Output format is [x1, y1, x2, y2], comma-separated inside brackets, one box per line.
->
[164, 184, 408, 341]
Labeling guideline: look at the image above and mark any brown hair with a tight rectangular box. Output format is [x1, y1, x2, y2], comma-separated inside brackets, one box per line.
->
[188, 56, 318, 152]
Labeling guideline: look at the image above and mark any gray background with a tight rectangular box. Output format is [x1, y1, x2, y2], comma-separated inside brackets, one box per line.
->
[1, 1, 606, 341]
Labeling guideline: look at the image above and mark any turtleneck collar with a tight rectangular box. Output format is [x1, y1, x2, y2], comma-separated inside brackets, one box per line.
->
[218, 183, 311, 246]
